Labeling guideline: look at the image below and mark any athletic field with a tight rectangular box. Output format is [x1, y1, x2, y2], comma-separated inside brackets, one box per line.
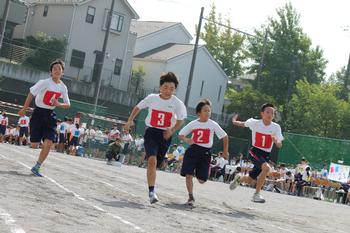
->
[0, 143, 349, 233]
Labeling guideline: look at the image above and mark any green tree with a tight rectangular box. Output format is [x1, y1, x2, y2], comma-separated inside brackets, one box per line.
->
[286, 80, 350, 139]
[248, 3, 327, 109]
[200, 4, 246, 79]
[23, 32, 67, 71]
[130, 65, 146, 93]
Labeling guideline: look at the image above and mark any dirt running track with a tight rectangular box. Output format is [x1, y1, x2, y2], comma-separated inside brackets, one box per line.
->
[0, 143, 349, 233]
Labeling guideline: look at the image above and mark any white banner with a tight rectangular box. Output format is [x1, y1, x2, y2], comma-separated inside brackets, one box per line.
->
[328, 163, 350, 183]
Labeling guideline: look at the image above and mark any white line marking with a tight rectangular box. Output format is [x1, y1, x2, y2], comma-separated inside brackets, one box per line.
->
[0, 153, 145, 232]
[0, 207, 26, 233]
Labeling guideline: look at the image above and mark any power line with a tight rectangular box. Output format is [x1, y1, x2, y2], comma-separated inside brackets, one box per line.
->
[202, 17, 257, 38]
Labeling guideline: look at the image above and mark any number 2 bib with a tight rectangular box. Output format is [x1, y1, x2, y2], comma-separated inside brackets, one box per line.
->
[192, 129, 210, 144]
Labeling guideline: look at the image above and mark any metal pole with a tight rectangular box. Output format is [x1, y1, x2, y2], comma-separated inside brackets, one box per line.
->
[91, 0, 115, 125]
[0, 0, 11, 50]
[184, 7, 204, 107]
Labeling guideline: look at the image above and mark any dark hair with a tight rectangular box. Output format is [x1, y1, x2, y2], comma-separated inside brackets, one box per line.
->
[159, 72, 179, 88]
[195, 99, 211, 114]
[49, 59, 65, 72]
[286, 171, 292, 176]
[279, 163, 286, 168]
[261, 103, 275, 112]
[75, 123, 79, 128]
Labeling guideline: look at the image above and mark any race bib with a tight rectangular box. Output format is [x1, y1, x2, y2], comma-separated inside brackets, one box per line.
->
[20, 119, 27, 125]
[1, 119, 6, 125]
[192, 128, 210, 144]
[254, 132, 273, 149]
[43, 91, 61, 106]
[150, 109, 172, 128]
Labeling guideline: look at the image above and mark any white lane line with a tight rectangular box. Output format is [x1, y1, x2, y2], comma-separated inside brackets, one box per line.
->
[0, 153, 145, 233]
[0, 207, 26, 233]
[5, 146, 238, 233]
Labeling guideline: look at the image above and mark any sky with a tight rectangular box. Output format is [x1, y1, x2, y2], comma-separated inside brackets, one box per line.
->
[128, 0, 350, 76]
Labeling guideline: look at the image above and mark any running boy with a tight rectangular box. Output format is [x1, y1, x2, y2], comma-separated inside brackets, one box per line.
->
[124, 72, 187, 204]
[18, 59, 70, 177]
[179, 99, 228, 206]
[229, 103, 283, 203]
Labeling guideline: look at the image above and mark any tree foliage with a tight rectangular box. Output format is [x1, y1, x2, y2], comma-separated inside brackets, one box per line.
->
[23, 32, 67, 71]
[286, 80, 350, 139]
[200, 4, 246, 79]
[248, 3, 327, 107]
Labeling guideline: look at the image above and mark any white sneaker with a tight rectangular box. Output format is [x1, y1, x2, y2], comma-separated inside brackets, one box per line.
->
[149, 192, 159, 204]
[229, 175, 241, 190]
[252, 192, 265, 203]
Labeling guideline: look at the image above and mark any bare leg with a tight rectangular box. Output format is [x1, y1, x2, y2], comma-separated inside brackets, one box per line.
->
[186, 175, 193, 194]
[37, 139, 53, 164]
[147, 156, 157, 187]
[256, 162, 270, 193]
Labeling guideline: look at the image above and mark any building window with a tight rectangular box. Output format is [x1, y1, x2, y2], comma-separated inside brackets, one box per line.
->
[200, 81, 204, 96]
[43, 5, 49, 17]
[218, 85, 222, 101]
[114, 59, 123, 75]
[86, 6, 96, 24]
[104, 10, 124, 33]
[70, 49, 85, 69]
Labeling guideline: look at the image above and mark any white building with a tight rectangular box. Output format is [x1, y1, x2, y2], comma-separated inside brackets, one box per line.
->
[14, 0, 139, 90]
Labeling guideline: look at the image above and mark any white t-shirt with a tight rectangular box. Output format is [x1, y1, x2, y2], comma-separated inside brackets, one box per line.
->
[135, 137, 144, 149]
[217, 157, 228, 169]
[137, 94, 187, 130]
[244, 118, 284, 152]
[71, 126, 81, 138]
[58, 122, 68, 134]
[18, 116, 30, 127]
[179, 119, 227, 148]
[121, 133, 133, 142]
[30, 78, 70, 110]
[10, 128, 19, 136]
[0, 116, 8, 126]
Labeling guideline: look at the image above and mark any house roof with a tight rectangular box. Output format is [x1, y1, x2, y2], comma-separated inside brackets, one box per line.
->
[134, 43, 196, 60]
[131, 21, 192, 40]
[135, 43, 229, 81]
[28, 0, 139, 19]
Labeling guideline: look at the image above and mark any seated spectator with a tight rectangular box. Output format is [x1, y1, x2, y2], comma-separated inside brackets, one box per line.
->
[284, 171, 294, 194]
[210, 152, 228, 180]
[320, 164, 328, 179]
[106, 138, 123, 165]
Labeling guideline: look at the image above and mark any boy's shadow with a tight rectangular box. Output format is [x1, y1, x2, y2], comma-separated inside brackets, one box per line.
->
[0, 170, 32, 177]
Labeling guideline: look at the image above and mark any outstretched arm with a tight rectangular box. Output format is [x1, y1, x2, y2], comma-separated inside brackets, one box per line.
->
[231, 114, 246, 128]
[222, 135, 229, 159]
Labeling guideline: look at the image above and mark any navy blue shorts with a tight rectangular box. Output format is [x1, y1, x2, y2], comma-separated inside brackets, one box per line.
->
[69, 137, 78, 146]
[29, 107, 57, 143]
[0, 125, 6, 135]
[248, 147, 271, 180]
[19, 127, 29, 137]
[143, 127, 172, 168]
[59, 133, 66, 143]
[181, 144, 211, 182]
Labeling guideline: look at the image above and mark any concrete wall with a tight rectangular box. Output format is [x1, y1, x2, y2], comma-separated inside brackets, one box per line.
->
[0, 61, 139, 107]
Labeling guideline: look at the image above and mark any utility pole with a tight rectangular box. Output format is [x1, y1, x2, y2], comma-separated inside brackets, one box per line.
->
[343, 53, 350, 98]
[184, 7, 204, 107]
[257, 29, 268, 91]
[0, 0, 11, 50]
[91, 0, 115, 125]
